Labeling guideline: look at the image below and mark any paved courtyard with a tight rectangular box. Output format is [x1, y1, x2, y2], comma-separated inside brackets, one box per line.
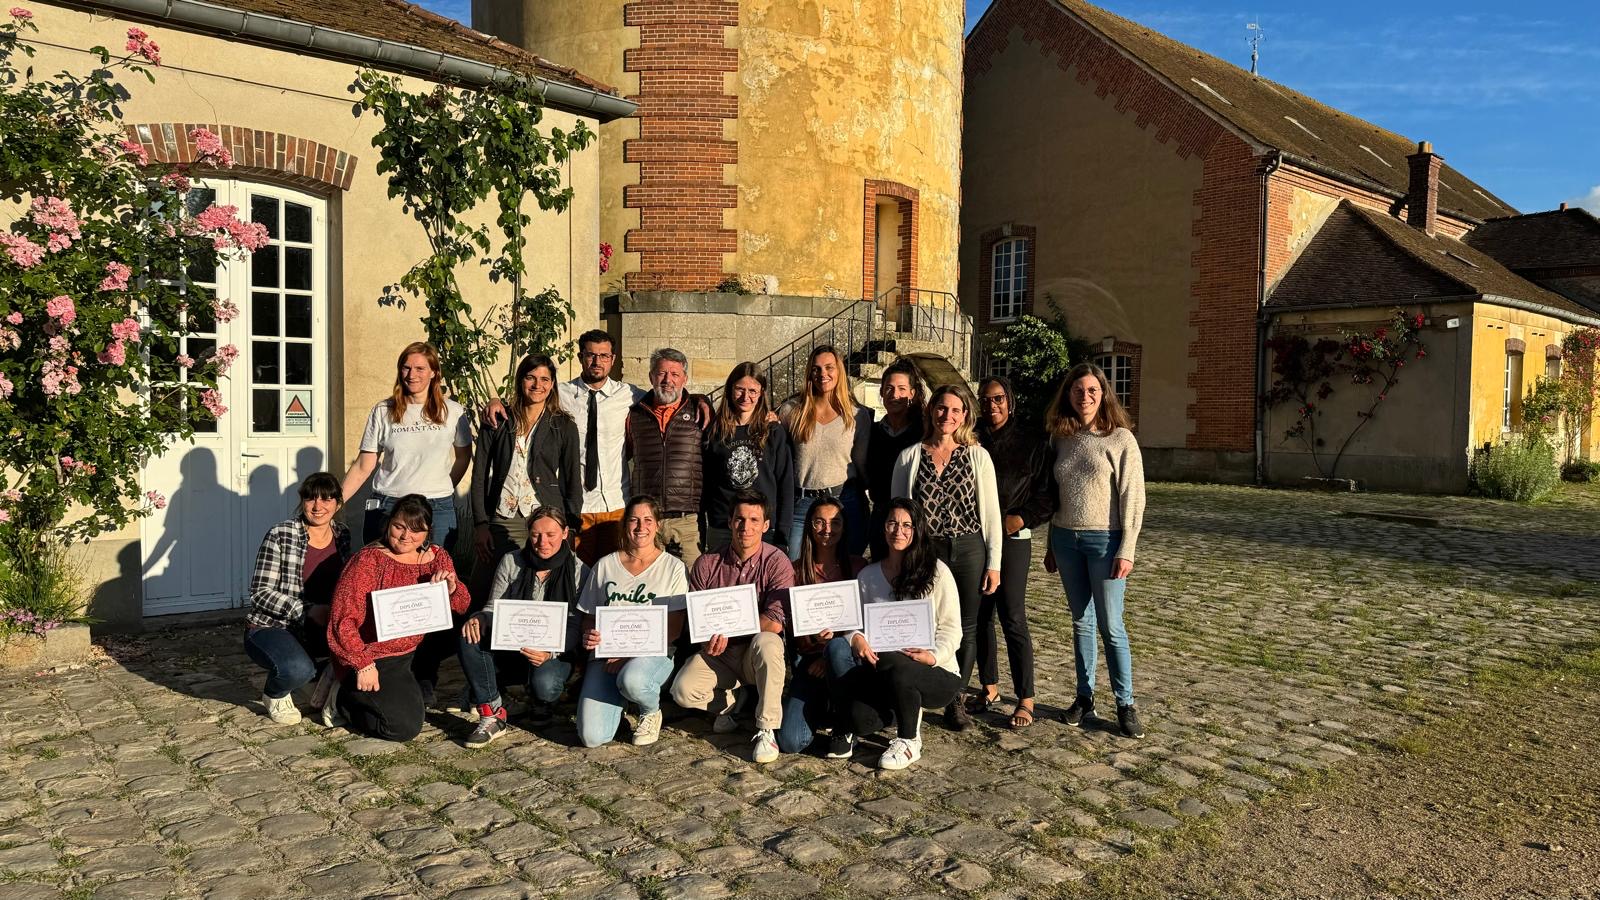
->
[3, 483, 1599, 899]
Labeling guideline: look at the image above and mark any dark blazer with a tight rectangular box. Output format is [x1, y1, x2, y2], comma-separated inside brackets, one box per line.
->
[471, 410, 582, 527]
[978, 419, 1055, 530]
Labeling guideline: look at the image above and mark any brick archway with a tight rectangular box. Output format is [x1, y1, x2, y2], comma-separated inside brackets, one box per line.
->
[124, 124, 358, 192]
[863, 179, 919, 301]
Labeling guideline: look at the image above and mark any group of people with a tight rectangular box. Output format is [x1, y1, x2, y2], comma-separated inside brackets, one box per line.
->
[243, 329, 1147, 770]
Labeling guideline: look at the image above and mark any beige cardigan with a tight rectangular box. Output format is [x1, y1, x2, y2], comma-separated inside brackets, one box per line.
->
[889, 443, 1004, 571]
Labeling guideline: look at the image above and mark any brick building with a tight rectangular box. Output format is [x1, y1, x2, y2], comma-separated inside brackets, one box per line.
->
[962, 0, 1600, 490]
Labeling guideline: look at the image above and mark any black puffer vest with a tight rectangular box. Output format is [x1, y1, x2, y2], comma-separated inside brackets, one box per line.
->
[627, 394, 709, 515]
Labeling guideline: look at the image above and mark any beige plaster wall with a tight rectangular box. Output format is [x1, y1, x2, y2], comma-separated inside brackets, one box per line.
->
[960, 22, 1203, 449]
[1467, 303, 1597, 457]
[27, 5, 600, 625]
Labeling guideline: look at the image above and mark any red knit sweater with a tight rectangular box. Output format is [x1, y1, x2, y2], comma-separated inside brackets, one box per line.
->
[327, 545, 471, 671]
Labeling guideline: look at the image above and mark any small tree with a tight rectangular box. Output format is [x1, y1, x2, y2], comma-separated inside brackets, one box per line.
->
[354, 70, 595, 413]
[1559, 327, 1600, 457]
[0, 9, 264, 631]
[983, 298, 1092, 430]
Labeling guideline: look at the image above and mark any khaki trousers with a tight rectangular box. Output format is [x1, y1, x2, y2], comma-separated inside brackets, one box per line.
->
[670, 630, 786, 731]
[658, 513, 702, 568]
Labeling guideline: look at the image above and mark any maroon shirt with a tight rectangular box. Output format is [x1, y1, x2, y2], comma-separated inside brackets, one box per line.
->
[301, 539, 343, 608]
[688, 542, 794, 632]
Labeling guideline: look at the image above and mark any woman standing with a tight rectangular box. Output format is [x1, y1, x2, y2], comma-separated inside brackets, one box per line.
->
[341, 342, 472, 549]
[324, 495, 472, 742]
[890, 384, 1002, 731]
[776, 497, 865, 754]
[783, 345, 873, 559]
[575, 496, 690, 748]
[471, 354, 582, 574]
[1045, 362, 1146, 739]
[973, 376, 1052, 729]
[864, 359, 925, 561]
[244, 472, 352, 725]
[826, 499, 962, 770]
[702, 363, 793, 551]
[457, 506, 587, 748]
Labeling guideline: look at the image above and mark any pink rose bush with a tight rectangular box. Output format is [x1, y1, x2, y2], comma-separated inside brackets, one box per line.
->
[124, 27, 160, 65]
[100, 262, 131, 292]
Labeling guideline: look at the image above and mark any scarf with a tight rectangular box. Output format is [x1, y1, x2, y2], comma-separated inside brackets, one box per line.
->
[517, 540, 577, 610]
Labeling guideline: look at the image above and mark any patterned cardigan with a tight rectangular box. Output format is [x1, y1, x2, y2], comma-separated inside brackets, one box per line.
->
[246, 519, 352, 631]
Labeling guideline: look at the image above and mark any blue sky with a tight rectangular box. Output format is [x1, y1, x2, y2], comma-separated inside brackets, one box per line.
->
[420, 0, 1599, 215]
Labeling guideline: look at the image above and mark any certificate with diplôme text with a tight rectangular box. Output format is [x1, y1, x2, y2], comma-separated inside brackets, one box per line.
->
[863, 598, 935, 653]
[489, 600, 569, 653]
[370, 580, 453, 642]
[594, 603, 669, 658]
[786, 580, 864, 637]
[685, 583, 761, 644]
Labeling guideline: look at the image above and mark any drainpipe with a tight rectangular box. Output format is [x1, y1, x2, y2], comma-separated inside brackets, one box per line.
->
[1255, 149, 1283, 486]
[75, 0, 638, 121]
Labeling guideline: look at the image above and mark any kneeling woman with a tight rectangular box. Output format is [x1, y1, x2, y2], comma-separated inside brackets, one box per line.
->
[457, 506, 587, 748]
[827, 498, 962, 770]
[326, 495, 472, 741]
[575, 495, 689, 747]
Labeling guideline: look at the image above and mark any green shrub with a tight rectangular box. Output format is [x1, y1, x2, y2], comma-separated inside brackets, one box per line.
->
[0, 540, 89, 642]
[1472, 436, 1561, 502]
[1561, 459, 1600, 483]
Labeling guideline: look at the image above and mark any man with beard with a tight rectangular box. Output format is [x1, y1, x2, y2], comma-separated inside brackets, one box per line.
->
[558, 330, 646, 565]
[625, 348, 713, 566]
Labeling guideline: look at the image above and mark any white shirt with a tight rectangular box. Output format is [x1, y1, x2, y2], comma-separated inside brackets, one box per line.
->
[558, 377, 645, 514]
[494, 422, 541, 519]
[852, 559, 963, 674]
[577, 551, 689, 613]
[359, 399, 471, 499]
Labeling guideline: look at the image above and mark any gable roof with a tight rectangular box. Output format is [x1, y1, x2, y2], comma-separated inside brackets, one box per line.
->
[1465, 208, 1600, 271]
[1018, 0, 1516, 222]
[1269, 201, 1599, 325]
[66, 0, 630, 118]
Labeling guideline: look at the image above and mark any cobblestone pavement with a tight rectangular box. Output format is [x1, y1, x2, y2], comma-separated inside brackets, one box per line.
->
[4, 484, 1598, 899]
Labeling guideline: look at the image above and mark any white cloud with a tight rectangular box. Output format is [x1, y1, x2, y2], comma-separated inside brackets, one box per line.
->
[1571, 185, 1600, 215]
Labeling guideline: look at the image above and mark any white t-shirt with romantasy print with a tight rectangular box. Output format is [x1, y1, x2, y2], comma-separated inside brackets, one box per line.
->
[577, 551, 689, 614]
[359, 399, 472, 499]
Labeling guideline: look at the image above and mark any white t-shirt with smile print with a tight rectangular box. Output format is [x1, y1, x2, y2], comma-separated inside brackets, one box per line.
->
[577, 550, 689, 614]
[359, 398, 471, 499]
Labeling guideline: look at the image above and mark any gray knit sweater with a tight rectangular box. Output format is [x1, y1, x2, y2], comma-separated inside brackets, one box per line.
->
[1050, 428, 1146, 562]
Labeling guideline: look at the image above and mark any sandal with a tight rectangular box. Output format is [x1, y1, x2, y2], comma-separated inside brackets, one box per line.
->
[967, 689, 1002, 715]
[1009, 702, 1035, 729]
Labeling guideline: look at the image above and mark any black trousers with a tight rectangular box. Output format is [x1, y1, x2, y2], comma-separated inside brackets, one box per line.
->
[339, 653, 425, 742]
[977, 534, 1036, 698]
[929, 531, 985, 690]
[829, 651, 963, 740]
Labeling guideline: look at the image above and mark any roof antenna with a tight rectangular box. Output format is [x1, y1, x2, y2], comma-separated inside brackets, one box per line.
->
[1246, 19, 1264, 76]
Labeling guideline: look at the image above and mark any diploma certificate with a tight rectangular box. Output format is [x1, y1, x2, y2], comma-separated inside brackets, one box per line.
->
[370, 580, 453, 642]
[594, 603, 668, 658]
[787, 580, 864, 637]
[489, 600, 569, 653]
[863, 599, 936, 653]
[685, 583, 761, 644]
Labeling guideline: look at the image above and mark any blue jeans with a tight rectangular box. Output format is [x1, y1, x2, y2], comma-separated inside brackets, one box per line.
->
[458, 628, 572, 708]
[575, 655, 674, 747]
[364, 493, 458, 554]
[1051, 527, 1134, 707]
[775, 636, 857, 753]
[788, 485, 867, 560]
[244, 626, 318, 699]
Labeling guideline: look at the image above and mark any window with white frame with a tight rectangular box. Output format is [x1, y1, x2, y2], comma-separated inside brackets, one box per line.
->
[987, 356, 1013, 380]
[1503, 352, 1523, 431]
[990, 237, 1027, 322]
[1095, 353, 1133, 406]
[1546, 354, 1561, 381]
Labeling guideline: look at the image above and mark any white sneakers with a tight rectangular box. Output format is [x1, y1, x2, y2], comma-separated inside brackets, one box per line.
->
[262, 693, 302, 725]
[751, 729, 779, 764]
[878, 735, 922, 771]
[318, 680, 346, 728]
[632, 710, 663, 746]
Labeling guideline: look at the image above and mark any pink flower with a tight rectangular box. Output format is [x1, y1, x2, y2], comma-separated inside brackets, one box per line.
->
[100, 261, 132, 292]
[175, 353, 195, 368]
[160, 172, 190, 193]
[212, 299, 239, 323]
[118, 137, 149, 166]
[125, 27, 161, 65]
[97, 339, 126, 366]
[5, 312, 19, 325]
[30, 196, 79, 234]
[2, 489, 19, 503]
[145, 490, 167, 509]
[9, 8, 33, 19]
[45, 295, 76, 326]
[0, 373, 11, 399]
[41, 359, 79, 397]
[45, 232, 71, 253]
[0, 233, 44, 268]
[187, 204, 267, 253]
[199, 388, 227, 418]
[212, 343, 239, 373]
[189, 128, 233, 168]
[0, 510, 9, 524]
[111, 317, 141, 343]
[46, 334, 68, 355]
[0, 328, 19, 351]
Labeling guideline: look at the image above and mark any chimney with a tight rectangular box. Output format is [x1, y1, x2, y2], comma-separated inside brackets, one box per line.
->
[1406, 141, 1442, 235]
[1561, 202, 1570, 211]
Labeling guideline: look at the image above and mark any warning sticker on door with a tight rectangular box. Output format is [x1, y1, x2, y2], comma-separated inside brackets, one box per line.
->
[284, 391, 312, 433]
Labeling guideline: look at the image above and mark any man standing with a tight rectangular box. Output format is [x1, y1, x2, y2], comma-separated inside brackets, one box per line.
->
[670, 492, 792, 763]
[558, 330, 645, 566]
[625, 347, 712, 566]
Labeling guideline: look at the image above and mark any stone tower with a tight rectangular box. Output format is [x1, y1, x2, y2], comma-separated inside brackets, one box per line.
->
[473, 0, 964, 302]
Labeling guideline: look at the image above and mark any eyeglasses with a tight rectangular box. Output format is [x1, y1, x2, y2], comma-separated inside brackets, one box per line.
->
[884, 521, 916, 532]
[980, 395, 1008, 405]
[580, 351, 614, 361]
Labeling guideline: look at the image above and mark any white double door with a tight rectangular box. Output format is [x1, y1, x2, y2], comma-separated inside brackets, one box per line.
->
[140, 182, 330, 617]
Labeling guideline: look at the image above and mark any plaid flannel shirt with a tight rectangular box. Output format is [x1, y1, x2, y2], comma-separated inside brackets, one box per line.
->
[246, 519, 352, 630]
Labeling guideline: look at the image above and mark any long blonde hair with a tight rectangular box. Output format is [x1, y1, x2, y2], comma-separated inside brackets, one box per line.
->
[787, 345, 857, 443]
[1046, 362, 1132, 438]
[389, 341, 447, 425]
[921, 384, 979, 447]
